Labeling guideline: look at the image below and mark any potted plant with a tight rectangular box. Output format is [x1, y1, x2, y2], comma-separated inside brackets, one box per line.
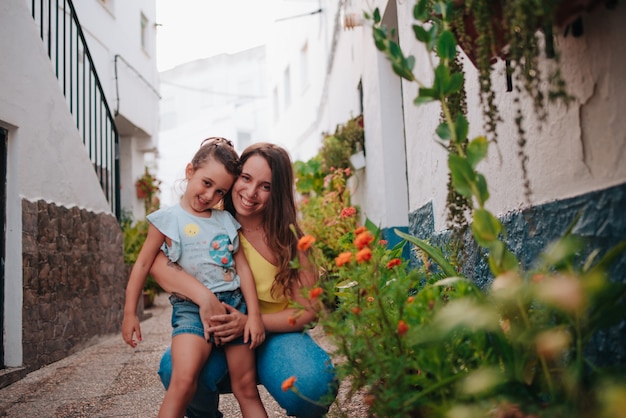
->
[135, 167, 161, 200]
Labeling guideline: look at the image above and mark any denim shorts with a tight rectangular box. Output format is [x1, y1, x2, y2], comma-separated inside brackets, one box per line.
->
[169, 288, 247, 345]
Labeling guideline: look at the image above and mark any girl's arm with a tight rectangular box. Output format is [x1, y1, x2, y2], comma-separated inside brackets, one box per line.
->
[122, 224, 165, 347]
[234, 249, 265, 348]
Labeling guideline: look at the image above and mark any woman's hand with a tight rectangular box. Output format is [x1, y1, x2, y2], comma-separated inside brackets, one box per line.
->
[196, 293, 227, 342]
[205, 303, 247, 344]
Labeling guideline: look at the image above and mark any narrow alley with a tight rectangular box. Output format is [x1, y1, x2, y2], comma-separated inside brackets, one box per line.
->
[0, 294, 288, 417]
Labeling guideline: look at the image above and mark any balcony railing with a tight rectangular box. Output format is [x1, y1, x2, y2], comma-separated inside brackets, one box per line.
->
[30, 0, 120, 220]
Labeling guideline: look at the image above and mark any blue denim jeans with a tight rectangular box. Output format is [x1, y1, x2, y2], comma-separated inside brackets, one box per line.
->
[158, 331, 338, 418]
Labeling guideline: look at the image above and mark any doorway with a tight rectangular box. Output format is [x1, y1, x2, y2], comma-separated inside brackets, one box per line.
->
[0, 126, 6, 368]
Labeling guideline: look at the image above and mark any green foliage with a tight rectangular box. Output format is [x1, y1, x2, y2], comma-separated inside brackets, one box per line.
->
[120, 212, 162, 295]
[288, 1, 626, 416]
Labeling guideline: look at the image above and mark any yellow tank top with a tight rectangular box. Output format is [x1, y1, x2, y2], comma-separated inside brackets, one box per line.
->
[239, 233, 289, 314]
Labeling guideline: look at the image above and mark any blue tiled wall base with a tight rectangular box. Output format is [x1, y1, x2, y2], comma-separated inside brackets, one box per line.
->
[407, 182, 626, 367]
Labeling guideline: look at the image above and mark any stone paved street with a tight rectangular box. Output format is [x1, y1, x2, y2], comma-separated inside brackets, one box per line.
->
[0, 294, 365, 417]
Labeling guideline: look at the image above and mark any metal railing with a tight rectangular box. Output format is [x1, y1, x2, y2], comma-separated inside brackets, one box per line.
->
[30, 0, 120, 220]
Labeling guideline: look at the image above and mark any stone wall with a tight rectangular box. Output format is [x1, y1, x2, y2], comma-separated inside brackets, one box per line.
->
[21, 199, 129, 372]
[407, 182, 626, 366]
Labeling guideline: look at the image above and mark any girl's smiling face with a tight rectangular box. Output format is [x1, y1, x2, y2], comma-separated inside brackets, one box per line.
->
[182, 157, 235, 215]
[231, 155, 272, 218]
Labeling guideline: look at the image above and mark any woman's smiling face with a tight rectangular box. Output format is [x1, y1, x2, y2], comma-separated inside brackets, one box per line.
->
[231, 155, 272, 218]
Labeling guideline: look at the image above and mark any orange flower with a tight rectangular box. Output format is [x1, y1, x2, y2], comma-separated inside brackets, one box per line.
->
[297, 235, 316, 251]
[355, 247, 372, 263]
[378, 239, 388, 246]
[354, 226, 367, 235]
[335, 251, 352, 267]
[341, 206, 357, 218]
[354, 231, 375, 250]
[281, 376, 297, 392]
[397, 320, 409, 336]
[367, 296, 375, 303]
[309, 287, 323, 299]
[352, 306, 361, 315]
[386, 258, 402, 269]
[407, 296, 415, 303]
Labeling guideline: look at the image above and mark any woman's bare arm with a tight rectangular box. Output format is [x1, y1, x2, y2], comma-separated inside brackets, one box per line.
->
[150, 252, 224, 340]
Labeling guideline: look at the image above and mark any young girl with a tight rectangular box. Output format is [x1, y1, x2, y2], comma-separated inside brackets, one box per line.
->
[122, 137, 268, 418]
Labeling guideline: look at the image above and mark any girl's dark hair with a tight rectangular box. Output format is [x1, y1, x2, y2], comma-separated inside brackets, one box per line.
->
[224, 142, 305, 297]
[191, 137, 240, 176]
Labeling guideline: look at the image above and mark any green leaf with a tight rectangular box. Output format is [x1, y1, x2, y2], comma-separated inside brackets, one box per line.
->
[444, 73, 464, 95]
[454, 114, 469, 144]
[394, 229, 460, 278]
[448, 154, 475, 199]
[471, 209, 502, 247]
[474, 173, 490, 207]
[487, 241, 519, 275]
[437, 30, 457, 61]
[466, 136, 488, 168]
[414, 0, 429, 21]
[373, 8, 381, 24]
[415, 95, 435, 106]
[436, 122, 452, 141]
[413, 24, 430, 43]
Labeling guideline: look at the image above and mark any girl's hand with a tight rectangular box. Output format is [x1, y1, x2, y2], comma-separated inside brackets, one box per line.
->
[122, 314, 142, 348]
[244, 314, 266, 349]
[206, 303, 247, 343]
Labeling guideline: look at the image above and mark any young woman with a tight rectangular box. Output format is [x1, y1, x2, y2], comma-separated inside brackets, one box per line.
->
[122, 138, 267, 418]
[151, 143, 338, 417]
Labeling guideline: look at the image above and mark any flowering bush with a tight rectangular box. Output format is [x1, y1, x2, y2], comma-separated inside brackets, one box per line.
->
[291, 222, 626, 417]
[298, 167, 360, 278]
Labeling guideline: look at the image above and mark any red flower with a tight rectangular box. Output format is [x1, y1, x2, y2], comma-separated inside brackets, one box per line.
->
[386, 258, 402, 269]
[309, 287, 323, 299]
[356, 247, 372, 263]
[354, 231, 374, 250]
[335, 252, 352, 267]
[352, 306, 361, 315]
[341, 206, 357, 218]
[281, 376, 297, 392]
[398, 320, 409, 336]
[297, 235, 316, 251]
[378, 239, 388, 246]
[288, 316, 297, 326]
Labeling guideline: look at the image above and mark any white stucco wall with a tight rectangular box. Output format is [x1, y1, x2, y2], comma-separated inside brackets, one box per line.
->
[0, 0, 114, 366]
[73, 0, 160, 139]
[393, 2, 626, 231]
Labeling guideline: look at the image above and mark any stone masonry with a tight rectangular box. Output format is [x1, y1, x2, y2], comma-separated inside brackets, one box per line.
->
[20, 199, 129, 374]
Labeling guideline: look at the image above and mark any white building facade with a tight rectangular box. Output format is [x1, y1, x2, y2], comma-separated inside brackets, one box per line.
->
[0, 0, 158, 383]
[158, 47, 269, 207]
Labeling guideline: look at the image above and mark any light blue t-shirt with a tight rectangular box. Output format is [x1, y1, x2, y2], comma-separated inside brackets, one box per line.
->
[147, 204, 241, 293]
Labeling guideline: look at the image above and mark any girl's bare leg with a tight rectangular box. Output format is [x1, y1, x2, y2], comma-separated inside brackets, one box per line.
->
[224, 344, 268, 418]
[158, 334, 211, 418]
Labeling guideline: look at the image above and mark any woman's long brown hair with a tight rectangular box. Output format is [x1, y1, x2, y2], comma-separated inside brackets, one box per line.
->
[224, 142, 305, 298]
